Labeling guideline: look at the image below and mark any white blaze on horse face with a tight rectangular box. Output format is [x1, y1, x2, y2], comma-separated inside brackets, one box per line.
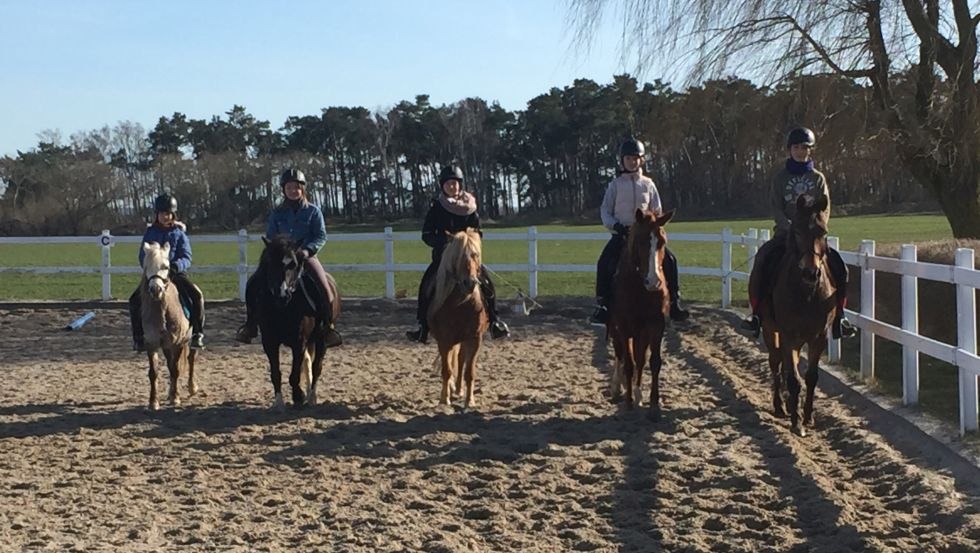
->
[644, 233, 662, 291]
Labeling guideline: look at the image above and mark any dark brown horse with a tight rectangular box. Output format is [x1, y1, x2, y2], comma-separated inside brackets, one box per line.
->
[762, 195, 837, 436]
[255, 236, 341, 409]
[428, 228, 489, 408]
[608, 208, 674, 420]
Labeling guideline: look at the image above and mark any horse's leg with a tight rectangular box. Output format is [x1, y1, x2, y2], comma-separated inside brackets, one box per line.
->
[462, 338, 483, 409]
[647, 326, 665, 422]
[622, 337, 637, 409]
[289, 344, 306, 409]
[454, 345, 465, 400]
[763, 328, 785, 417]
[186, 348, 198, 397]
[783, 346, 803, 436]
[609, 326, 625, 403]
[263, 338, 284, 410]
[632, 331, 651, 409]
[803, 337, 825, 427]
[439, 343, 455, 406]
[308, 336, 327, 407]
[164, 346, 181, 407]
[146, 351, 159, 411]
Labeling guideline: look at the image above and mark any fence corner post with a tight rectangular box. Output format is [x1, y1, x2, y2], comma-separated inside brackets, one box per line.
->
[901, 244, 920, 406]
[384, 226, 395, 299]
[860, 239, 876, 382]
[955, 248, 978, 434]
[237, 229, 249, 302]
[100, 229, 112, 300]
[528, 226, 538, 298]
[720, 227, 732, 308]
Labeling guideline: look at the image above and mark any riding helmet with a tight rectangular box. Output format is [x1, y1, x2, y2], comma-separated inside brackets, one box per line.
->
[280, 168, 306, 186]
[786, 127, 816, 148]
[154, 193, 178, 213]
[439, 164, 464, 185]
[619, 136, 646, 158]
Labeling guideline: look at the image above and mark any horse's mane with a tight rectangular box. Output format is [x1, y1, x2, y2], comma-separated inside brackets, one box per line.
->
[431, 229, 483, 316]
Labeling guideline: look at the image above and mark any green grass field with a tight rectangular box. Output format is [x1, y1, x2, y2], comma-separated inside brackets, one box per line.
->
[1, 213, 970, 424]
[0, 213, 954, 302]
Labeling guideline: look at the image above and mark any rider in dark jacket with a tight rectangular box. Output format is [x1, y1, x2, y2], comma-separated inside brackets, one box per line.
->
[405, 164, 511, 343]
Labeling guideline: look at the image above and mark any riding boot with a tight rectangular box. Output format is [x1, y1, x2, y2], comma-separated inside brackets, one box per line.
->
[407, 262, 437, 343]
[480, 266, 510, 339]
[235, 272, 261, 343]
[740, 235, 784, 338]
[129, 287, 145, 352]
[304, 257, 342, 348]
[174, 272, 205, 349]
[827, 247, 857, 339]
[593, 234, 624, 324]
[663, 248, 689, 322]
[589, 297, 609, 326]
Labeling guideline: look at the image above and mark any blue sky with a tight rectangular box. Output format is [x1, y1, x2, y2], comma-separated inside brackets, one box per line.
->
[0, 0, 634, 157]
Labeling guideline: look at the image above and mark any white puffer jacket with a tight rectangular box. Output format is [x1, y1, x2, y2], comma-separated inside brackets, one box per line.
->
[599, 172, 663, 231]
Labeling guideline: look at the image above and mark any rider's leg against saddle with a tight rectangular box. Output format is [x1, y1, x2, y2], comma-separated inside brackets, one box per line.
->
[304, 256, 343, 348]
[235, 272, 262, 343]
[590, 234, 624, 325]
[663, 248, 689, 322]
[742, 235, 783, 336]
[173, 272, 205, 349]
[129, 286, 144, 352]
[407, 260, 438, 343]
[827, 247, 857, 339]
[480, 266, 510, 339]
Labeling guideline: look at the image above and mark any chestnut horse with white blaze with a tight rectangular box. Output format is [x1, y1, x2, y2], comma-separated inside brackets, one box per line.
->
[607, 208, 674, 421]
[428, 228, 490, 408]
[139, 241, 199, 411]
[762, 195, 837, 436]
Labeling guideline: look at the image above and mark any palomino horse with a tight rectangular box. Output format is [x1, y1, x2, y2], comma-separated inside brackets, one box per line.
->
[428, 228, 489, 408]
[762, 195, 837, 436]
[140, 242, 199, 410]
[607, 208, 674, 420]
[255, 236, 340, 409]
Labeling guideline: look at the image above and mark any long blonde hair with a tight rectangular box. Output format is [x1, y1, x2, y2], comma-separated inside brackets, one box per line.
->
[431, 229, 483, 316]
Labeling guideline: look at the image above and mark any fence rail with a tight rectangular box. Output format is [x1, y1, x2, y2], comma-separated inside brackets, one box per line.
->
[1, 227, 977, 434]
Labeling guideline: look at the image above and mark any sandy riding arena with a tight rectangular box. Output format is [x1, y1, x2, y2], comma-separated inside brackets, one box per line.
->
[1, 299, 978, 552]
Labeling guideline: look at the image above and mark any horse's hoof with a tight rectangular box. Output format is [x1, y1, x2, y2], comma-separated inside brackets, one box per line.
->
[187, 385, 198, 397]
[791, 424, 806, 437]
[148, 402, 160, 412]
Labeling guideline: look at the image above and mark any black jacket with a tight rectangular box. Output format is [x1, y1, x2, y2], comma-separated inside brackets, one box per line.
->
[421, 197, 481, 252]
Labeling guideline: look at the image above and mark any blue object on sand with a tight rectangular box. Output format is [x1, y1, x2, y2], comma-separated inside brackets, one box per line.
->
[64, 311, 96, 331]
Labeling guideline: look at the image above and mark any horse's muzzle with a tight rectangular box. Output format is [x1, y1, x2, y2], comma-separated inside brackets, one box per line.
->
[802, 267, 821, 284]
[460, 277, 479, 293]
[643, 276, 661, 291]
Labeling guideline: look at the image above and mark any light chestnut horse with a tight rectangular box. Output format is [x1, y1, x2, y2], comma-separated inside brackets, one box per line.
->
[762, 195, 837, 436]
[140, 242, 198, 410]
[428, 228, 489, 408]
[608, 208, 674, 421]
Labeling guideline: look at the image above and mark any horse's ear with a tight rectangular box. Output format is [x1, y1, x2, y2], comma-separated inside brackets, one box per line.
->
[658, 209, 675, 225]
[635, 208, 644, 222]
[142, 242, 152, 253]
[261, 236, 270, 246]
[814, 194, 828, 213]
[796, 194, 809, 211]
[162, 242, 171, 254]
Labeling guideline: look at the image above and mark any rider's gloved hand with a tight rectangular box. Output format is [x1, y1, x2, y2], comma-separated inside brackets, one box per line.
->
[613, 223, 629, 235]
[296, 248, 310, 262]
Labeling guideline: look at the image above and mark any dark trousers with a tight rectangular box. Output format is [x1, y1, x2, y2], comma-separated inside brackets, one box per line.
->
[415, 250, 501, 328]
[130, 271, 204, 340]
[748, 234, 848, 314]
[595, 234, 681, 305]
[244, 257, 333, 326]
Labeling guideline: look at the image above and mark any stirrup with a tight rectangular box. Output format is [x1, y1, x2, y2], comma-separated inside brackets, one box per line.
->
[740, 315, 761, 338]
[133, 339, 146, 353]
[833, 317, 857, 340]
[669, 303, 690, 322]
[490, 320, 510, 339]
[324, 325, 343, 348]
[588, 306, 608, 326]
[405, 327, 428, 344]
[190, 332, 205, 349]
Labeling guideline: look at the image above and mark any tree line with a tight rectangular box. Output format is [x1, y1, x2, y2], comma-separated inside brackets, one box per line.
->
[0, 73, 939, 236]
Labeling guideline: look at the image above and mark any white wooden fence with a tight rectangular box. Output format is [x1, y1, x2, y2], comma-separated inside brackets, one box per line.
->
[0, 227, 977, 434]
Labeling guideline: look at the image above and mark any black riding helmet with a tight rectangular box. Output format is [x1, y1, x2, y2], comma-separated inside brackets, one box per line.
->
[786, 127, 816, 148]
[619, 137, 645, 158]
[280, 168, 306, 187]
[439, 164, 464, 185]
[154, 193, 178, 213]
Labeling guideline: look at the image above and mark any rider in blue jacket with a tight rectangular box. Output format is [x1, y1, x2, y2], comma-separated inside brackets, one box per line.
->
[129, 194, 205, 351]
[235, 168, 341, 347]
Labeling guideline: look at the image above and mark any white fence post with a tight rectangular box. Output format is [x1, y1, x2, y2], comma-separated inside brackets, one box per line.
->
[746, 228, 759, 267]
[860, 240, 876, 381]
[955, 248, 978, 434]
[902, 244, 920, 406]
[827, 236, 841, 364]
[721, 227, 732, 308]
[384, 226, 395, 299]
[100, 229, 112, 300]
[528, 226, 538, 298]
[237, 229, 249, 301]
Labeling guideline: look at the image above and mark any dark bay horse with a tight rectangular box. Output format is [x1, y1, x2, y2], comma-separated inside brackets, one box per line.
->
[255, 236, 341, 409]
[608, 208, 674, 420]
[762, 195, 837, 436]
[139, 242, 198, 411]
[428, 228, 489, 408]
